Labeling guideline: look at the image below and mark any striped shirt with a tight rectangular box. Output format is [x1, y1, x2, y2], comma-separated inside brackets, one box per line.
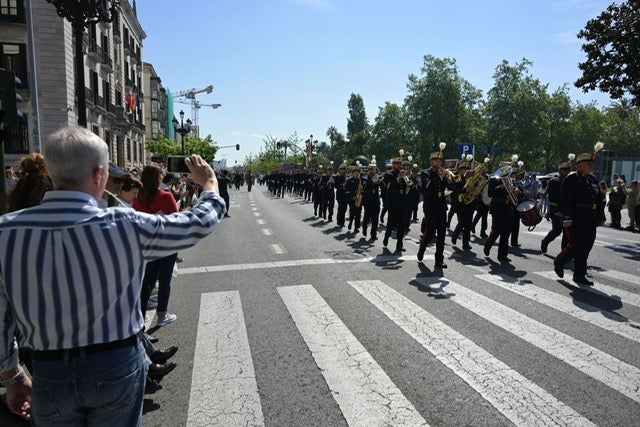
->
[0, 189, 226, 371]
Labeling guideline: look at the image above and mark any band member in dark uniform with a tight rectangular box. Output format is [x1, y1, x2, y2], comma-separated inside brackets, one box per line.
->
[483, 160, 518, 262]
[324, 167, 336, 222]
[312, 167, 323, 217]
[510, 163, 525, 248]
[554, 143, 606, 286]
[417, 145, 454, 268]
[406, 162, 421, 230]
[379, 163, 392, 224]
[382, 156, 409, 253]
[334, 163, 348, 227]
[541, 155, 573, 253]
[362, 163, 382, 241]
[451, 157, 474, 250]
[346, 165, 364, 232]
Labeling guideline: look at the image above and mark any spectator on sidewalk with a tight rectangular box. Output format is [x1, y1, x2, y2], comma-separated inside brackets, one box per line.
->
[134, 164, 180, 328]
[0, 126, 225, 424]
[626, 180, 639, 231]
[608, 179, 627, 228]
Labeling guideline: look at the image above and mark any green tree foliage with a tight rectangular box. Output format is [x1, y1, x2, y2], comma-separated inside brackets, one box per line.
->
[146, 134, 219, 163]
[485, 58, 551, 168]
[404, 55, 481, 163]
[346, 93, 369, 157]
[602, 100, 640, 157]
[369, 102, 408, 165]
[575, 0, 640, 106]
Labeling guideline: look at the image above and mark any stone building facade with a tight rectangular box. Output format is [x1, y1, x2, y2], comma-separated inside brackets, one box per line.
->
[0, 0, 156, 170]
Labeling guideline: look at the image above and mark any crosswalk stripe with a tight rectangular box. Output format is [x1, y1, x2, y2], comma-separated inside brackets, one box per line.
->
[278, 285, 429, 427]
[535, 271, 640, 309]
[261, 228, 273, 236]
[477, 273, 640, 343]
[598, 269, 639, 286]
[348, 280, 595, 427]
[178, 255, 434, 275]
[415, 277, 640, 403]
[187, 291, 265, 427]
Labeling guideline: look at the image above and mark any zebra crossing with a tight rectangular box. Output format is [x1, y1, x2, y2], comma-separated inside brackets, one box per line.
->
[179, 266, 640, 426]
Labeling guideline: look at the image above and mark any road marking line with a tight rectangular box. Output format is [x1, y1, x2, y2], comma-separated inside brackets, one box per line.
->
[252, 207, 258, 211]
[256, 219, 266, 225]
[278, 285, 428, 427]
[270, 244, 285, 254]
[348, 280, 594, 427]
[178, 255, 434, 275]
[187, 291, 264, 427]
[477, 273, 640, 343]
[262, 228, 273, 236]
[416, 277, 640, 403]
[596, 270, 639, 288]
[535, 271, 640, 309]
[254, 212, 261, 217]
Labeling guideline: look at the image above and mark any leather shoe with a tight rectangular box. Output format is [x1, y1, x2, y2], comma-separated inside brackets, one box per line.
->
[417, 247, 425, 261]
[498, 257, 511, 263]
[145, 377, 163, 394]
[462, 244, 472, 250]
[150, 346, 178, 365]
[554, 261, 564, 278]
[480, 232, 488, 238]
[573, 276, 594, 286]
[383, 235, 389, 247]
[149, 361, 177, 382]
[541, 240, 548, 254]
[451, 235, 457, 245]
[483, 245, 490, 256]
[145, 333, 159, 344]
[435, 262, 448, 269]
[511, 243, 521, 248]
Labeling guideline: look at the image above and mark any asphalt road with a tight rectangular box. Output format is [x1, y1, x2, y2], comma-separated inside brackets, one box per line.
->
[137, 185, 640, 426]
[3, 185, 638, 426]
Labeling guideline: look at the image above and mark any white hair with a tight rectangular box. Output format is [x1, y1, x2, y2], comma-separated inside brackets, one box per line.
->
[43, 126, 109, 189]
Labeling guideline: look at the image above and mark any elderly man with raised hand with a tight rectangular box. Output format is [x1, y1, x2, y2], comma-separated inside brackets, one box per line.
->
[0, 126, 225, 425]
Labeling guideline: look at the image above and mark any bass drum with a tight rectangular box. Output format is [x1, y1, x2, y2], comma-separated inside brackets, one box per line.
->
[481, 184, 491, 206]
[516, 199, 542, 230]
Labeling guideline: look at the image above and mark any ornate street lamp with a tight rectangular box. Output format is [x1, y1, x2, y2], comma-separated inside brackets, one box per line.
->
[172, 110, 192, 155]
[45, 0, 120, 127]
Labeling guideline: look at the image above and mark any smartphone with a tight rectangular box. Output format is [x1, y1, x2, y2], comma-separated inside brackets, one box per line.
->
[167, 156, 190, 173]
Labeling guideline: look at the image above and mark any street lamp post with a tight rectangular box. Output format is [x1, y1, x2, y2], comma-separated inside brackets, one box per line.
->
[172, 110, 192, 155]
[45, 0, 120, 127]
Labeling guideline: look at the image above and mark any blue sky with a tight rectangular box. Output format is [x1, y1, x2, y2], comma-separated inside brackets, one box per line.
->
[136, 0, 613, 166]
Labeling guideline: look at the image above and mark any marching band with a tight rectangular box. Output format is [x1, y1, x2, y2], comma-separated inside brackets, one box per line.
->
[260, 142, 606, 285]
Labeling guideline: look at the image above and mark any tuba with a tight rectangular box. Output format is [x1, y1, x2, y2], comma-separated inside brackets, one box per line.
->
[460, 161, 489, 205]
[494, 165, 518, 205]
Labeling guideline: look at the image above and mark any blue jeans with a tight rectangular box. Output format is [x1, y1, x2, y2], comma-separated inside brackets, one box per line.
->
[141, 253, 178, 317]
[31, 342, 147, 427]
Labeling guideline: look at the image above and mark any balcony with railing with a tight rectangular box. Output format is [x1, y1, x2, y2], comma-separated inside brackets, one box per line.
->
[85, 87, 95, 104]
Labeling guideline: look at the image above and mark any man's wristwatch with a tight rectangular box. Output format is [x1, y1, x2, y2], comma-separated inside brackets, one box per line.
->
[0, 369, 26, 387]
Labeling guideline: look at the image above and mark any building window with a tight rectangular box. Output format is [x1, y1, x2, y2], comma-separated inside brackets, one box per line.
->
[1, 43, 27, 89]
[0, 0, 25, 23]
[126, 138, 131, 161]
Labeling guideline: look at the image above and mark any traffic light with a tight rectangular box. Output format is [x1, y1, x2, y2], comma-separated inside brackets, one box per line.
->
[0, 69, 19, 125]
[235, 144, 240, 151]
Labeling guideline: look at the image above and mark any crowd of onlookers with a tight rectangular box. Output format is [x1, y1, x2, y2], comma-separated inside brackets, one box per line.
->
[2, 154, 221, 396]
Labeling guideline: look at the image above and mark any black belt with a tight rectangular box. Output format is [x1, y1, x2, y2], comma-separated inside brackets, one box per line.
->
[32, 335, 138, 361]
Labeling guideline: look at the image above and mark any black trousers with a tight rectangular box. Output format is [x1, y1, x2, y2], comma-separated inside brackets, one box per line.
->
[362, 202, 380, 237]
[486, 204, 513, 259]
[555, 223, 597, 278]
[419, 208, 447, 263]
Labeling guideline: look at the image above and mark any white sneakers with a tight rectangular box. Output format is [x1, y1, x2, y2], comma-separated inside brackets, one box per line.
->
[155, 312, 177, 327]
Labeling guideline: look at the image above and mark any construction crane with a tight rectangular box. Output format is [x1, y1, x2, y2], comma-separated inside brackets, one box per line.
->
[174, 99, 221, 134]
[172, 85, 214, 136]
